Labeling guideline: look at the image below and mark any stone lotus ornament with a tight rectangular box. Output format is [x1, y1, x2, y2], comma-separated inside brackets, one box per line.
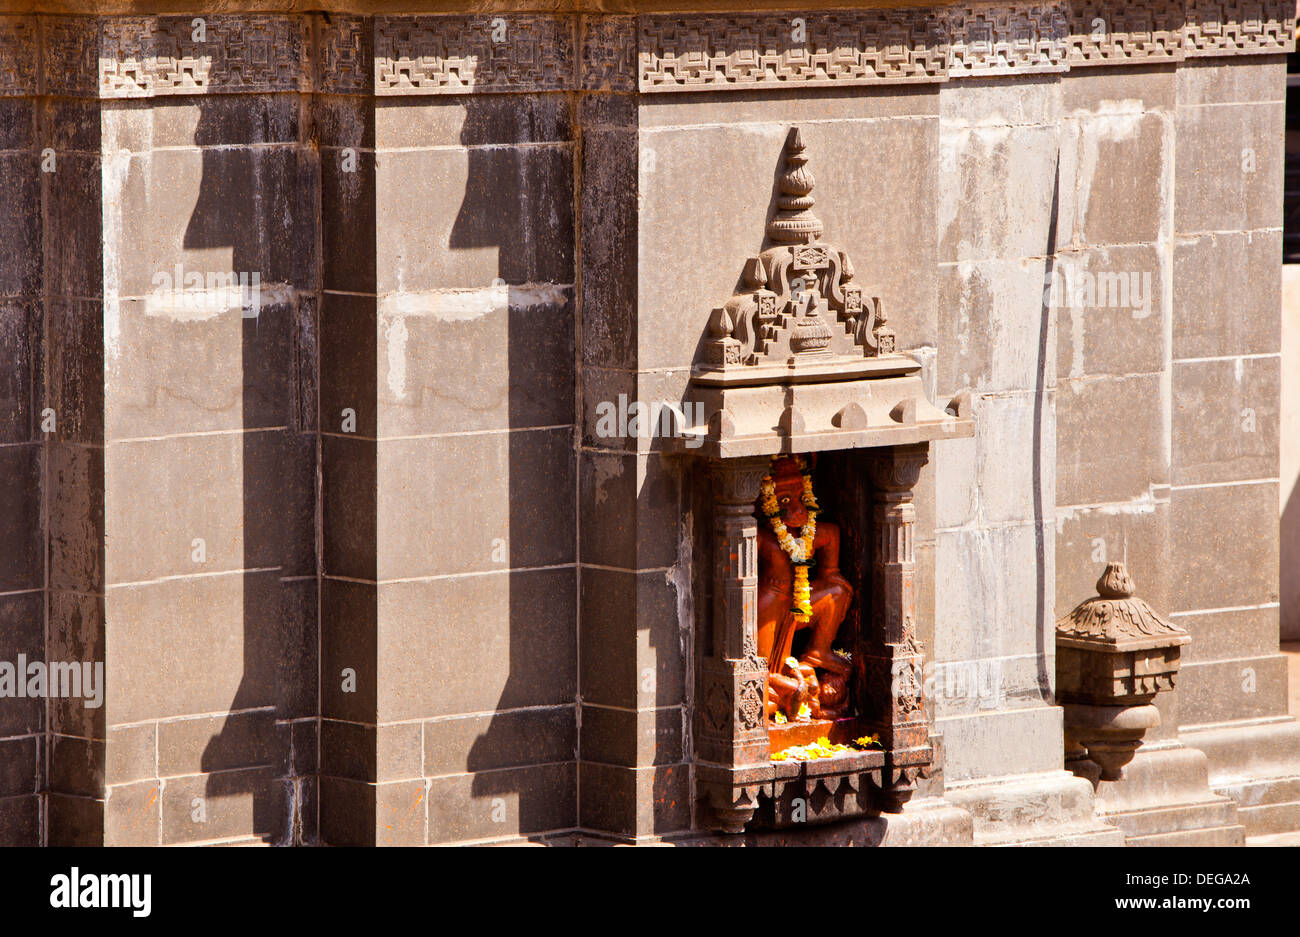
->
[1055, 562, 1190, 781]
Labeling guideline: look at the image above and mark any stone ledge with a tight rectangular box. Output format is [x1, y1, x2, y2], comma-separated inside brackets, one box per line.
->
[0, 1, 1291, 98]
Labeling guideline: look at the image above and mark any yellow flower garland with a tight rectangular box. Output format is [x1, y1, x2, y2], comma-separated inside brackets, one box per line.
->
[759, 460, 820, 622]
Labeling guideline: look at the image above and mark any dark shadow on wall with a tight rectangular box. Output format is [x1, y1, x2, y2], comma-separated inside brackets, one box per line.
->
[185, 95, 315, 845]
[1283, 480, 1300, 642]
[452, 95, 579, 844]
[1031, 151, 1061, 704]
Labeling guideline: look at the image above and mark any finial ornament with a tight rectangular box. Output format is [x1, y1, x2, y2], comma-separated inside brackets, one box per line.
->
[697, 126, 900, 374]
[767, 127, 824, 245]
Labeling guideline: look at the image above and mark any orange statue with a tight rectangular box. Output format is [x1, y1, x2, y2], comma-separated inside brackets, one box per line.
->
[756, 456, 853, 723]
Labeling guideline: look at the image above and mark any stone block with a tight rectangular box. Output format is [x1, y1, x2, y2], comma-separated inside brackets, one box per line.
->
[320, 290, 377, 438]
[1057, 373, 1166, 506]
[0, 591, 42, 737]
[578, 449, 682, 571]
[107, 145, 317, 300]
[321, 433, 376, 582]
[106, 722, 156, 785]
[0, 301, 39, 444]
[1174, 231, 1281, 358]
[376, 567, 576, 722]
[375, 143, 574, 293]
[1055, 498, 1170, 619]
[105, 778, 162, 846]
[934, 521, 1054, 664]
[373, 290, 575, 437]
[579, 566, 685, 710]
[0, 152, 40, 298]
[0, 735, 38, 798]
[0, 794, 39, 846]
[48, 793, 104, 846]
[101, 95, 304, 154]
[424, 706, 576, 777]
[0, 443, 39, 592]
[44, 153, 101, 300]
[938, 258, 1057, 397]
[936, 391, 1054, 529]
[46, 299, 105, 444]
[580, 126, 638, 370]
[320, 577, 377, 723]
[1172, 355, 1279, 485]
[1175, 101, 1283, 234]
[935, 705, 1064, 782]
[374, 93, 571, 150]
[1174, 605, 1282, 664]
[374, 427, 575, 580]
[1179, 655, 1290, 726]
[105, 572, 280, 725]
[939, 120, 1063, 265]
[577, 761, 689, 839]
[1053, 244, 1167, 380]
[158, 708, 275, 777]
[48, 734, 101, 799]
[1070, 106, 1171, 248]
[46, 590, 104, 740]
[1171, 481, 1278, 612]
[579, 704, 683, 768]
[161, 766, 284, 845]
[1176, 57, 1286, 107]
[104, 433, 244, 584]
[428, 761, 576, 844]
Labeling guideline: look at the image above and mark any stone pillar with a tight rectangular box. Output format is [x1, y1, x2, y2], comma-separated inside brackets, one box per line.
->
[694, 457, 769, 833]
[317, 13, 580, 845]
[864, 444, 932, 809]
[35, 13, 320, 846]
[1171, 53, 1300, 836]
[0, 13, 45, 847]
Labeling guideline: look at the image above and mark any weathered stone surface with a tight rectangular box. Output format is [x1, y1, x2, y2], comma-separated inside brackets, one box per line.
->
[578, 761, 688, 839]
[579, 566, 684, 710]
[1173, 230, 1281, 358]
[1171, 481, 1278, 612]
[1057, 373, 1167, 506]
[428, 761, 576, 844]
[1173, 355, 1279, 486]
[1175, 99, 1283, 234]
[580, 705, 682, 768]
[424, 706, 576, 777]
[376, 568, 576, 721]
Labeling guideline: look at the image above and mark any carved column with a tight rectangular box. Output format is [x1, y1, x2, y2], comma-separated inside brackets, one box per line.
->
[695, 456, 770, 832]
[864, 443, 932, 811]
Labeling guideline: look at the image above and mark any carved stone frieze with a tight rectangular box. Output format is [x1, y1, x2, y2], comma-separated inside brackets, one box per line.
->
[1066, 0, 1186, 65]
[0, 16, 38, 97]
[637, 10, 947, 93]
[96, 15, 311, 97]
[1182, 0, 1296, 56]
[582, 14, 638, 91]
[945, 2, 1070, 76]
[374, 15, 575, 95]
[41, 16, 100, 97]
[317, 14, 372, 94]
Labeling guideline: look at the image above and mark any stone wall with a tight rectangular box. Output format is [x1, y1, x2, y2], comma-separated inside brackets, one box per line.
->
[0, 0, 1293, 845]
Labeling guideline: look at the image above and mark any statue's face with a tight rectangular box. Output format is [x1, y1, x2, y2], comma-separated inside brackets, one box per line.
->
[773, 475, 808, 527]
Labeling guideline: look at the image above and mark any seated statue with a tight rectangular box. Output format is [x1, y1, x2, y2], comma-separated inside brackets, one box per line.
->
[756, 456, 853, 723]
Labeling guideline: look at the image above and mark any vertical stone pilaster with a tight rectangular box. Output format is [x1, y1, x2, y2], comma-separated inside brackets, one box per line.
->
[864, 443, 932, 809]
[695, 456, 769, 833]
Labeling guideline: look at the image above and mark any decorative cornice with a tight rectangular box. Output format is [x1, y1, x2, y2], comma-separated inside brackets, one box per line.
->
[373, 14, 574, 94]
[1183, 0, 1294, 57]
[945, 3, 1069, 78]
[0, 3, 1291, 100]
[637, 10, 946, 93]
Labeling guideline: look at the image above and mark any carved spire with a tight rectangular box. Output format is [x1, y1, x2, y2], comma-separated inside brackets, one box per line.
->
[767, 127, 824, 245]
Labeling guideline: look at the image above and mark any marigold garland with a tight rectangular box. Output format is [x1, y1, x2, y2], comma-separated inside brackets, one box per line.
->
[760, 458, 820, 622]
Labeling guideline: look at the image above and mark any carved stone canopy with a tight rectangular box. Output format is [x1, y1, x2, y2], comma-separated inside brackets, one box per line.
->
[671, 126, 973, 459]
[1056, 562, 1190, 779]
[1057, 562, 1190, 653]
